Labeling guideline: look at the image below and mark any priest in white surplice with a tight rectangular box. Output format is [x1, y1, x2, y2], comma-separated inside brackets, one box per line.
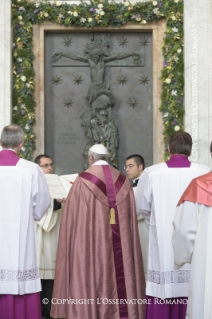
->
[173, 171, 212, 319]
[136, 131, 210, 319]
[0, 124, 51, 319]
[34, 154, 65, 319]
[125, 154, 149, 278]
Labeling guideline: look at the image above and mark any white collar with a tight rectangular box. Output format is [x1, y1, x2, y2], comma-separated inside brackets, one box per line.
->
[92, 160, 109, 166]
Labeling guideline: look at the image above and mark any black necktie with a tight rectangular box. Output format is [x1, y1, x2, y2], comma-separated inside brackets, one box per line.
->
[132, 179, 139, 188]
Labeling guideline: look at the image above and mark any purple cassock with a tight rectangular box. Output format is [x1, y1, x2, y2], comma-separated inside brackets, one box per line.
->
[146, 155, 190, 319]
[0, 150, 42, 319]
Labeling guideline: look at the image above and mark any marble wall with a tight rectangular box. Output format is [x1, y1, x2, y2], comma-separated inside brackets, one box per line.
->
[184, 0, 212, 167]
[0, 0, 12, 131]
[1, 0, 212, 166]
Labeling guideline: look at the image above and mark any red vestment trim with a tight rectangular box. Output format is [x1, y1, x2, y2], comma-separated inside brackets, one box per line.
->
[102, 165, 128, 319]
[177, 172, 212, 207]
[79, 171, 107, 196]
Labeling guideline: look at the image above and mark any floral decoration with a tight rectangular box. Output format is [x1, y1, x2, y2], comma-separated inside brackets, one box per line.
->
[12, 0, 183, 160]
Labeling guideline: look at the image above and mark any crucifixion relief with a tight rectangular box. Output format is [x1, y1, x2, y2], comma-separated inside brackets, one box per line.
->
[52, 34, 142, 168]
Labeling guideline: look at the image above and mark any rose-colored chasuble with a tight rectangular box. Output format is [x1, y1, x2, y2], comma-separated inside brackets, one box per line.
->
[80, 166, 128, 319]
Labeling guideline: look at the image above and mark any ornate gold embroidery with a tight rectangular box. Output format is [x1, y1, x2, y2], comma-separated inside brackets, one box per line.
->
[110, 208, 116, 224]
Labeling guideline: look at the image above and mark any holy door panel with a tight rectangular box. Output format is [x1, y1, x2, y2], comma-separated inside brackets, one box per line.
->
[45, 32, 152, 174]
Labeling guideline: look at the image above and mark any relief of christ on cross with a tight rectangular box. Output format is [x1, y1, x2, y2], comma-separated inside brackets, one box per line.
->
[52, 34, 141, 168]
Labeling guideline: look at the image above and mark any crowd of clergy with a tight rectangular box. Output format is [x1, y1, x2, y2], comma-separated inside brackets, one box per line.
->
[0, 124, 211, 319]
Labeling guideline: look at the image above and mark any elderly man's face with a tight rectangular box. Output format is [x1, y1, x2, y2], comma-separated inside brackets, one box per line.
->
[39, 157, 54, 174]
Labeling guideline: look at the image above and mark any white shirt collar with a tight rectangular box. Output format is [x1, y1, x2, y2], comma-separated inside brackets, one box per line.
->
[92, 160, 109, 166]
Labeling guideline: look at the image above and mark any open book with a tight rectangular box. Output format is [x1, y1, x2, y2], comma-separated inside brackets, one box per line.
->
[45, 174, 78, 199]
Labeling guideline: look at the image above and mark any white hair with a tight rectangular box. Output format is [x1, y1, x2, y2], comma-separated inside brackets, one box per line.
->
[88, 150, 108, 162]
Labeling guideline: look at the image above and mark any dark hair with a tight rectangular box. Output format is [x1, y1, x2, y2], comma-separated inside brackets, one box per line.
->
[34, 154, 51, 165]
[125, 154, 145, 169]
[1, 124, 24, 148]
[168, 131, 192, 156]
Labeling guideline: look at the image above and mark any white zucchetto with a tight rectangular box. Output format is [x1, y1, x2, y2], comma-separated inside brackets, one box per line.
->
[89, 144, 108, 155]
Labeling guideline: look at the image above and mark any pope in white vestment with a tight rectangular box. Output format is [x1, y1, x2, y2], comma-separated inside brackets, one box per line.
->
[173, 171, 212, 319]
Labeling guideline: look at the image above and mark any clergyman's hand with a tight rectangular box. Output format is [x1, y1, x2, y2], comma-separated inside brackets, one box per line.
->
[52, 52, 63, 62]
[56, 198, 66, 204]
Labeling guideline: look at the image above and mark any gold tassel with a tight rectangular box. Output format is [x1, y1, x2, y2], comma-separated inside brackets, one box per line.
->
[110, 208, 116, 224]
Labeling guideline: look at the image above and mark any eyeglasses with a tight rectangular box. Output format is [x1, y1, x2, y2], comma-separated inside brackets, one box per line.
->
[40, 163, 53, 168]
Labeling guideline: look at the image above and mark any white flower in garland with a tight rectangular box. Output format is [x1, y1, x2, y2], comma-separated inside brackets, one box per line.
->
[44, 13, 49, 18]
[80, 17, 86, 23]
[152, 1, 157, 6]
[56, 1, 62, 6]
[73, 11, 78, 17]
[165, 78, 171, 84]
[21, 76, 26, 82]
[153, 8, 159, 14]
[174, 125, 180, 131]
[172, 27, 178, 33]
[25, 124, 30, 131]
[100, 11, 105, 16]
[141, 20, 147, 24]
[173, 56, 179, 62]
[171, 90, 177, 96]
[95, 9, 102, 14]
[124, 2, 130, 7]
[98, 4, 103, 9]
[18, 58, 22, 62]
[19, 7, 25, 12]
[177, 48, 182, 54]
[88, 17, 93, 22]
[163, 112, 169, 117]
[35, 3, 40, 8]
[58, 14, 64, 19]
[26, 83, 31, 88]
[21, 146, 25, 151]
[21, 104, 26, 109]
[18, 16, 23, 20]
[13, 106, 18, 111]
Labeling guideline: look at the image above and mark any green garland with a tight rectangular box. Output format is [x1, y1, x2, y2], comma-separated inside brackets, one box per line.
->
[12, 0, 183, 160]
